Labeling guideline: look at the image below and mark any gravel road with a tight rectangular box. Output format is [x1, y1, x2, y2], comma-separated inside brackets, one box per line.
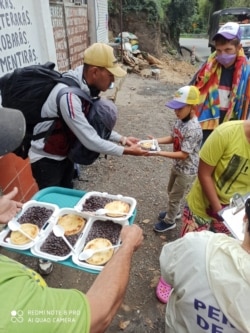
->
[2, 59, 196, 332]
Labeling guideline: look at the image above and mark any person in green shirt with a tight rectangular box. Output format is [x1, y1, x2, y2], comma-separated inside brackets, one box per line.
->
[182, 120, 250, 235]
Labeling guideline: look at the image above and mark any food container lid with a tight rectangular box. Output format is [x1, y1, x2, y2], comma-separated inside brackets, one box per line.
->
[31, 208, 90, 261]
[72, 215, 128, 271]
[74, 191, 136, 221]
[138, 139, 161, 152]
[0, 200, 59, 251]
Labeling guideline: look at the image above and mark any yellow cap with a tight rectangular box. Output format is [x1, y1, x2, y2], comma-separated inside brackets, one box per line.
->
[166, 86, 200, 109]
[83, 43, 127, 78]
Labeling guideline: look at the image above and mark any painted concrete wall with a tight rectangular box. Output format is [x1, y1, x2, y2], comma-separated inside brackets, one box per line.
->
[0, 0, 110, 76]
[88, 0, 108, 44]
[95, 0, 108, 43]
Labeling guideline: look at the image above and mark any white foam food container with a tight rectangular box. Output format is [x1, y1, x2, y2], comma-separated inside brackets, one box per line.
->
[0, 200, 59, 251]
[74, 191, 137, 221]
[72, 215, 128, 272]
[138, 139, 161, 152]
[31, 208, 91, 262]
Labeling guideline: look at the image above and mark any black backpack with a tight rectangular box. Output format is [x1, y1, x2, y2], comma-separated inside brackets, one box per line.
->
[56, 87, 116, 165]
[0, 63, 116, 164]
[0, 62, 79, 158]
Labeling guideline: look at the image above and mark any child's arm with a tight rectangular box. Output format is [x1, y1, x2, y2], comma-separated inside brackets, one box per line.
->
[156, 135, 173, 145]
[154, 150, 189, 160]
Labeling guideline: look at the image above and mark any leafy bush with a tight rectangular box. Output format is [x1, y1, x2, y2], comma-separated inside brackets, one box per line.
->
[108, 0, 163, 23]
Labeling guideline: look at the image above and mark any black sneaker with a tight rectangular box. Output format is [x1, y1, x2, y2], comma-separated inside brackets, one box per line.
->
[154, 221, 176, 232]
[158, 211, 181, 220]
[38, 259, 53, 275]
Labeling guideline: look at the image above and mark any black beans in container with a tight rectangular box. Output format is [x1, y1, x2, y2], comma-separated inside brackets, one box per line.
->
[17, 206, 53, 229]
[40, 232, 79, 257]
[82, 196, 113, 212]
[85, 219, 122, 245]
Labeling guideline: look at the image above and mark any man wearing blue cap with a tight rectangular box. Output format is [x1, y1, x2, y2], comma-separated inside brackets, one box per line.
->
[191, 22, 250, 143]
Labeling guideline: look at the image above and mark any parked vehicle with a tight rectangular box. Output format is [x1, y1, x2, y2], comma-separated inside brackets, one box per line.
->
[240, 23, 250, 58]
[208, 7, 250, 57]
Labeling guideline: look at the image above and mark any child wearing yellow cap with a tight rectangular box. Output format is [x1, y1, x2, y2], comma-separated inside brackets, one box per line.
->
[147, 85, 202, 303]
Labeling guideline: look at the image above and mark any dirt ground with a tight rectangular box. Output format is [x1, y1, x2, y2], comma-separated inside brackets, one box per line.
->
[1, 56, 197, 332]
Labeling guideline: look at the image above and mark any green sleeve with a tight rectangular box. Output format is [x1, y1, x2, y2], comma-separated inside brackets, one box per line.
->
[0, 255, 91, 333]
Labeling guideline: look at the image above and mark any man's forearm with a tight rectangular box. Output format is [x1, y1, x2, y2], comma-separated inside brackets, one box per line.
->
[123, 145, 147, 156]
[86, 244, 134, 333]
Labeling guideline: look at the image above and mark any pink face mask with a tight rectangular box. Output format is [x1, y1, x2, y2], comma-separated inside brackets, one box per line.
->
[216, 54, 236, 66]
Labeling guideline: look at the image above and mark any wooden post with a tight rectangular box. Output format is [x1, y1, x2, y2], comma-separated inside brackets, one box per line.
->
[242, 76, 250, 119]
[120, 0, 123, 64]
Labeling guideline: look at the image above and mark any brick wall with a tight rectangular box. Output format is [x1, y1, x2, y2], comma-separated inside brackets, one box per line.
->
[0, 153, 39, 202]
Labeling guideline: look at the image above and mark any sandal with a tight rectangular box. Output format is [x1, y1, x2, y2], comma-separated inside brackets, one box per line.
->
[156, 277, 172, 303]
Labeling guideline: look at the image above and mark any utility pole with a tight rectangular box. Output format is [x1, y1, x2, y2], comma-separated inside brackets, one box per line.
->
[120, 0, 123, 64]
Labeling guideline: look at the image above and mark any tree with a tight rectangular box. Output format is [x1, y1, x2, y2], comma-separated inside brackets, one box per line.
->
[208, 0, 226, 13]
[197, 0, 250, 33]
[225, 0, 250, 6]
[108, 0, 250, 55]
[164, 0, 197, 48]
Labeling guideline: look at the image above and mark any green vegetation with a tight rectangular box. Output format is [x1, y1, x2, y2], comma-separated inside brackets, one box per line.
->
[108, 0, 250, 51]
[108, 0, 164, 23]
[197, 0, 250, 34]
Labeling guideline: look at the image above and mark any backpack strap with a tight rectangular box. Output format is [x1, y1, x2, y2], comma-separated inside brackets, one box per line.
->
[27, 81, 82, 141]
[56, 86, 93, 114]
[56, 77, 81, 89]
[40, 87, 94, 151]
[33, 88, 95, 142]
[32, 87, 93, 142]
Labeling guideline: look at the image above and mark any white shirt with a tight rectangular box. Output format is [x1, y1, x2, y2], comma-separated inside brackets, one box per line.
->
[160, 231, 250, 333]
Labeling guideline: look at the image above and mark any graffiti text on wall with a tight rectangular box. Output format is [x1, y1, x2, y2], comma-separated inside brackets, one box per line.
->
[0, 0, 38, 74]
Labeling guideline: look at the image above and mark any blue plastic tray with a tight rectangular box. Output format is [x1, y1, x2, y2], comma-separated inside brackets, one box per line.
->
[33, 186, 136, 224]
[8, 186, 136, 274]
[32, 186, 86, 209]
